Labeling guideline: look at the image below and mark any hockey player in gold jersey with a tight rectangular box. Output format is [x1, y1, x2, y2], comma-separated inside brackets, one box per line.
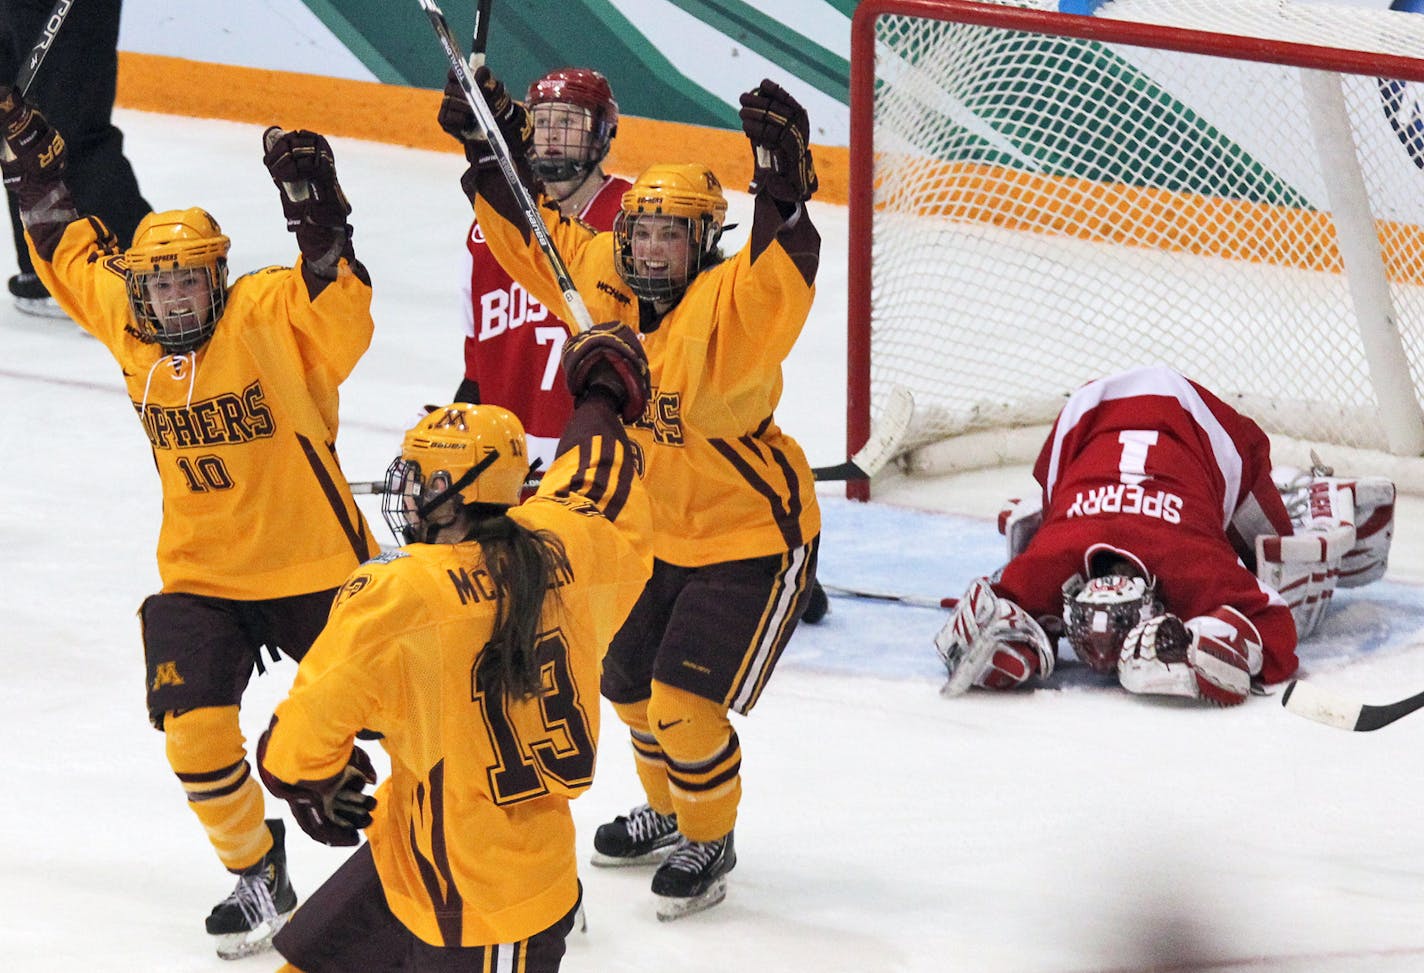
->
[258, 324, 653, 972]
[443, 70, 822, 918]
[1, 89, 376, 958]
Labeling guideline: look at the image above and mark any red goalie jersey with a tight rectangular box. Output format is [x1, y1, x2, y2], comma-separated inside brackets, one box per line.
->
[995, 366, 1300, 683]
[458, 174, 631, 473]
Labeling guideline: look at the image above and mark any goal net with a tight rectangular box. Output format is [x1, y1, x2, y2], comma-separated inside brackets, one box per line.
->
[848, 0, 1424, 494]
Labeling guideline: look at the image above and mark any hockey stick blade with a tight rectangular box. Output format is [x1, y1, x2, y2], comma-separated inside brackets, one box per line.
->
[1280, 679, 1424, 732]
[814, 386, 915, 481]
[822, 583, 957, 611]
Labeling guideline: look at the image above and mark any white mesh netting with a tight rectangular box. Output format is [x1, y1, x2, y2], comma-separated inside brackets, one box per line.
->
[859, 0, 1424, 483]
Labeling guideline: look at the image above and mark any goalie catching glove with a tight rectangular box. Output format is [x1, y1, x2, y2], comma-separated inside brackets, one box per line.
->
[738, 79, 817, 203]
[257, 725, 377, 847]
[0, 86, 65, 185]
[561, 322, 650, 423]
[935, 578, 1055, 696]
[1117, 607, 1261, 707]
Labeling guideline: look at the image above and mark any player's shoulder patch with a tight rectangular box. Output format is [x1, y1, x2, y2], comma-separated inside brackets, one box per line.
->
[234, 265, 293, 285]
[333, 572, 374, 610]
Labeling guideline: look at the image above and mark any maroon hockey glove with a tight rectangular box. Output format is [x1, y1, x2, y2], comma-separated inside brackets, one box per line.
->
[739, 79, 817, 203]
[257, 727, 378, 847]
[0, 86, 65, 187]
[262, 128, 351, 229]
[437, 68, 481, 143]
[562, 322, 650, 423]
[440, 67, 533, 163]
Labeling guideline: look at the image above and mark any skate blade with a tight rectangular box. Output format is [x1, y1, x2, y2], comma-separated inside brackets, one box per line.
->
[655, 877, 728, 922]
[590, 847, 675, 868]
[213, 913, 291, 960]
[13, 297, 71, 321]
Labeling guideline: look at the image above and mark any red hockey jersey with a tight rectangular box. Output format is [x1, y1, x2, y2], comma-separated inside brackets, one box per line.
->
[994, 366, 1299, 683]
[458, 175, 630, 473]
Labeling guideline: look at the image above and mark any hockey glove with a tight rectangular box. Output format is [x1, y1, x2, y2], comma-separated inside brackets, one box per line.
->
[1118, 609, 1256, 707]
[257, 728, 378, 847]
[738, 79, 817, 203]
[562, 322, 650, 423]
[0, 86, 65, 187]
[442, 67, 533, 164]
[262, 128, 351, 229]
[935, 578, 1055, 696]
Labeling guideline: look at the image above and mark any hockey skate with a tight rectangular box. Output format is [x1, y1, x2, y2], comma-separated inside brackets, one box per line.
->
[651, 832, 736, 921]
[7, 272, 67, 320]
[591, 803, 680, 867]
[205, 819, 297, 960]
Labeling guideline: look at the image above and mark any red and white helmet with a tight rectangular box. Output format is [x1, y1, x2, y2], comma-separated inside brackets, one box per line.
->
[526, 67, 619, 183]
[1061, 545, 1161, 674]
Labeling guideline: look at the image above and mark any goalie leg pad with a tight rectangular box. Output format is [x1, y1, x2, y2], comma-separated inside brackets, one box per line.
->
[1340, 477, 1395, 587]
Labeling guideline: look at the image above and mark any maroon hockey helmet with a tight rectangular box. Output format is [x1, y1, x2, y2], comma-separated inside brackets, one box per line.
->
[526, 67, 619, 182]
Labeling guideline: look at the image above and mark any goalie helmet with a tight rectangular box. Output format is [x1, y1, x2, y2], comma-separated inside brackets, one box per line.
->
[1063, 574, 1163, 674]
[614, 163, 728, 303]
[125, 208, 231, 354]
[526, 67, 619, 184]
[382, 404, 529, 544]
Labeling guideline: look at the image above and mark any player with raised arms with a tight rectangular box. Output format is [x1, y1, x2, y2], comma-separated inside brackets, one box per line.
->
[259, 323, 653, 973]
[440, 65, 824, 918]
[1, 87, 378, 958]
[450, 66, 631, 481]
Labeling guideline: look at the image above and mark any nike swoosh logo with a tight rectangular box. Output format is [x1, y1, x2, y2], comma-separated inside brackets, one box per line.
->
[656, 719, 684, 731]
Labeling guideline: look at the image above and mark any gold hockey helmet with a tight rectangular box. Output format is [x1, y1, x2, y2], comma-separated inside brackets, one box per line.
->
[381, 404, 530, 544]
[124, 207, 231, 353]
[613, 163, 728, 302]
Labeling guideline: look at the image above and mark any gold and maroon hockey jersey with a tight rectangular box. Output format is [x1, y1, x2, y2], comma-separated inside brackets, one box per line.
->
[29, 219, 377, 599]
[476, 192, 821, 567]
[261, 418, 652, 946]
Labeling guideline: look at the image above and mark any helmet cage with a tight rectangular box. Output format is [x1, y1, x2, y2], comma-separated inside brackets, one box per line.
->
[612, 211, 719, 303]
[527, 68, 617, 183]
[381, 451, 500, 545]
[126, 263, 228, 354]
[529, 102, 603, 183]
[1063, 575, 1162, 674]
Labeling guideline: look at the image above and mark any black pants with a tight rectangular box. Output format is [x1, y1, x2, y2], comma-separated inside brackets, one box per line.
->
[1, 0, 150, 270]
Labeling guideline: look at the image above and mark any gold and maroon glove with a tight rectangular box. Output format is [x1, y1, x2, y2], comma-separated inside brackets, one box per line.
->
[0, 85, 65, 187]
[562, 322, 650, 423]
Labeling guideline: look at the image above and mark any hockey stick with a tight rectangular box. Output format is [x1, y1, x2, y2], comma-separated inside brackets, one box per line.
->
[821, 583, 958, 611]
[813, 386, 915, 480]
[415, 0, 594, 332]
[16, 0, 75, 96]
[349, 384, 912, 494]
[469, 0, 492, 69]
[1280, 679, 1424, 732]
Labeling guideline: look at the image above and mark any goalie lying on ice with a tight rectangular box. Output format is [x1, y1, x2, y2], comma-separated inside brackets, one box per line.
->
[934, 366, 1395, 707]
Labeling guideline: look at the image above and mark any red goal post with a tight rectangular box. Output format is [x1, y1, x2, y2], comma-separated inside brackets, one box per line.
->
[848, 0, 1424, 499]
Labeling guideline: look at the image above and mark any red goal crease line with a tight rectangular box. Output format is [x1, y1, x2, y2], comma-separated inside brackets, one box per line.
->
[868, 160, 1424, 284]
